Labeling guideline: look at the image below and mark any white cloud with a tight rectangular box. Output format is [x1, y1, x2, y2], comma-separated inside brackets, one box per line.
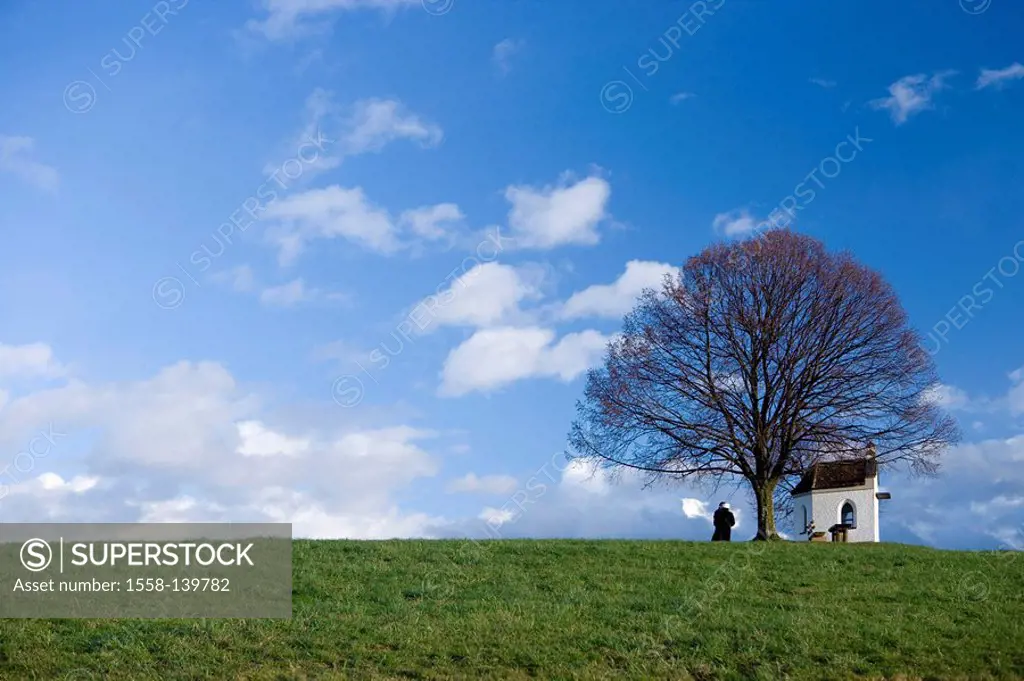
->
[0, 352, 444, 538]
[0, 135, 59, 192]
[681, 497, 712, 521]
[927, 372, 1024, 416]
[343, 98, 443, 155]
[970, 495, 1024, 516]
[253, 493, 441, 539]
[883, 434, 1024, 549]
[434, 457, 732, 540]
[869, 71, 956, 125]
[478, 506, 516, 526]
[0, 360, 248, 475]
[989, 524, 1024, 551]
[560, 459, 610, 495]
[236, 420, 311, 457]
[269, 91, 442, 183]
[247, 0, 418, 41]
[1008, 367, 1024, 415]
[429, 432, 1024, 549]
[446, 473, 518, 495]
[311, 340, 366, 364]
[712, 208, 759, 237]
[670, 92, 696, 104]
[132, 487, 442, 539]
[4, 472, 100, 497]
[0, 342, 65, 379]
[505, 173, 611, 249]
[132, 496, 225, 524]
[415, 262, 544, 331]
[260, 278, 349, 307]
[264, 185, 399, 262]
[42, 472, 100, 493]
[7, 340, 1024, 548]
[263, 184, 461, 263]
[493, 38, 524, 75]
[561, 260, 676, 320]
[439, 326, 609, 396]
[713, 371, 745, 394]
[211, 265, 256, 292]
[923, 383, 971, 410]
[261, 278, 309, 306]
[809, 77, 836, 88]
[977, 63, 1024, 90]
[213, 268, 346, 306]
[399, 203, 464, 241]
[274, 89, 344, 177]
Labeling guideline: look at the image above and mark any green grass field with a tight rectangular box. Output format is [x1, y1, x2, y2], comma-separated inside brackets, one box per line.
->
[1, 540, 1022, 680]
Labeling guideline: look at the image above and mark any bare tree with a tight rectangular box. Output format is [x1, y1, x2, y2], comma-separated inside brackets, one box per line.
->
[568, 229, 960, 539]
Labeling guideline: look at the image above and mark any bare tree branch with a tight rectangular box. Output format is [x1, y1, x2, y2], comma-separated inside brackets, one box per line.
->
[568, 229, 960, 539]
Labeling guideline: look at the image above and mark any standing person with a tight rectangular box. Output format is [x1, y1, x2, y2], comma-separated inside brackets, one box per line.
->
[712, 502, 735, 541]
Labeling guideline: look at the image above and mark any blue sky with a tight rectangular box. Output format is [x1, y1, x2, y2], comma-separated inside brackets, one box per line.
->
[1, 0, 1022, 549]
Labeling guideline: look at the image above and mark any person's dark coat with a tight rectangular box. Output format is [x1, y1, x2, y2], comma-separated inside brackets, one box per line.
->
[712, 507, 736, 541]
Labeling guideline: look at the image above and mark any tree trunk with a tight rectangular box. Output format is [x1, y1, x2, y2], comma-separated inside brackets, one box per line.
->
[752, 479, 780, 540]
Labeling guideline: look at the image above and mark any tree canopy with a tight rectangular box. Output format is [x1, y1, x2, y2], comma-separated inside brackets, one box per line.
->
[568, 229, 960, 539]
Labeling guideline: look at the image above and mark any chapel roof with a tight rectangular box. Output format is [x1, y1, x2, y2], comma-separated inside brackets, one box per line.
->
[791, 457, 877, 496]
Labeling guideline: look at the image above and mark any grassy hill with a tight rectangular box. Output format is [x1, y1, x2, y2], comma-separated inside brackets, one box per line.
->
[1, 540, 1022, 680]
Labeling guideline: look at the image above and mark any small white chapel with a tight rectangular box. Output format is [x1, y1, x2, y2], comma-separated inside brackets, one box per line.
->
[791, 444, 890, 543]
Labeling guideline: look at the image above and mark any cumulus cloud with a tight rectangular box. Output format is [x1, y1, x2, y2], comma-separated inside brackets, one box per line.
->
[493, 38, 524, 75]
[976, 63, 1024, 90]
[681, 497, 713, 521]
[270, 89, 344, 178]
[870, 71, 956, 125]
[439, 326, 610, 396]
[446, 377, 1024, 547]
[434, 458, 737, 540]
[412, 262, 545, 332]
[927, 372, 1024, 416]
[446, 473, 518, 495]
[7, 340, 1019, 548]
[883, 434, 1024, 549]
[212, 268, 346, 306]
[261, 278, 313, 306]
[1006, 367, 1024, 416]
[0, 342, 66, 379]
[1, 471, 102, 522]
[561, 260, 676, 320]
[236, 420, 311, 457]
[429, 442, 1024, 550]
[505, 173, 611, 249]
[268, 90, 443, 184]
[923, 383, 971, 410]
[265, 185, 398, 261]
[478, 506, 516, 526]
[970, 494, 1024, 517]
[262, 184, 461, 264]
[0, 348, 444, 538]
[712, 208, 760, 237]
[0, 135, 59, 192]
[132, 487, 443, 539]
[869, 375, 1024, 547]
[247, 0, 418, 41]
[259, 278, 348, 307]
[5, 472, 100, 497]
[343, 98, 443, 155]
[211, 265, 257, 292]
[399, 203, 464, 241]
